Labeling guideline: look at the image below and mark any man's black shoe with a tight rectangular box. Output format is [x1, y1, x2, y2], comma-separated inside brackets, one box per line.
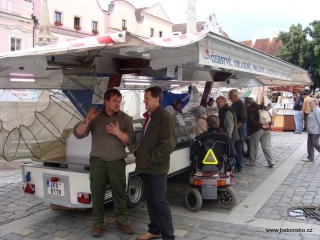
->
[267, 163, 274, 168]
[234, 168, 242, 173]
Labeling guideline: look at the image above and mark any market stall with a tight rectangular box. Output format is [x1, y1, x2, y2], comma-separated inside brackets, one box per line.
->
[270, 91, 295, 131]
[267, 86, 307, 131]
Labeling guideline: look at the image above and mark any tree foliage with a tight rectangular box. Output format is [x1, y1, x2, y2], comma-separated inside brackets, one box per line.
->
[276, 21, 320, 91]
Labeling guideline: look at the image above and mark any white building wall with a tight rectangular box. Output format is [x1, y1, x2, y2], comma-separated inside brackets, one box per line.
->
[50, 32, 77, 43]
[108, 0, 173, 39]
[139, 14, 172, 38]
[145, 4, 170, 22]
[46, 0, 106, 41]
[108, 1, 136, 32]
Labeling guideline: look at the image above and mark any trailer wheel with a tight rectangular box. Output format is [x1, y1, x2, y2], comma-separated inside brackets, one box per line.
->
[127, 175, 144, 208]
[218, 187, 237, 210]
[185, 188, 202, 212]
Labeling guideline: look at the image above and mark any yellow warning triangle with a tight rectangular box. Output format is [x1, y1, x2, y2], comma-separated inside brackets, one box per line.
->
[202, 149, 219, 165]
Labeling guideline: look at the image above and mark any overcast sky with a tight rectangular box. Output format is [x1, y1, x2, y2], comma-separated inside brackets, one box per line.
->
[125, 0, 318, 41]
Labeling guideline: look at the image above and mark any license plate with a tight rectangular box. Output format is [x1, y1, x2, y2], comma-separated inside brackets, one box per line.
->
[202, 179, 217, 185]
[47, 180, 65, 196]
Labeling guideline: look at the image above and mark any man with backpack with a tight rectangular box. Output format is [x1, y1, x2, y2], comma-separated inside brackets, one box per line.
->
[245, 97, 274, 168]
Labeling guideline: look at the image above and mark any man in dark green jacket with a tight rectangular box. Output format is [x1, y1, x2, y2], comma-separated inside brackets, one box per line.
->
[216, 96, 239, 143]
[135, 86, 177, 240]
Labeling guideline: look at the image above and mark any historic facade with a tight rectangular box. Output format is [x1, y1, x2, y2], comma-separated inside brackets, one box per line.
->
[108, 0, 172, 39]
[0, 0, 174, 52]
[0, 0, 34, 52]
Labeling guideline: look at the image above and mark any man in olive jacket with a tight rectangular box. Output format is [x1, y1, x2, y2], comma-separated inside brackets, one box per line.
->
[135, 86, 177, 240]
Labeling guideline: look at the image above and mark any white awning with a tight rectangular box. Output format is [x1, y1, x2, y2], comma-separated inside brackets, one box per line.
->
[0, 31, 312, 89]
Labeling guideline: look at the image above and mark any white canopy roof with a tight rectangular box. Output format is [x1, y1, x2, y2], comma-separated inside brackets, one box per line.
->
[0, 31, 312, 90]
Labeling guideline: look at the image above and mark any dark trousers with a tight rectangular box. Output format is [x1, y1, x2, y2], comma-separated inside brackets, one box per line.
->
[304, 113, 309, 130]
[234, 127, 244, 170]
[307, 134, 320, 161]
[89, 157, 128, 228]
[141, 173, 175, 240]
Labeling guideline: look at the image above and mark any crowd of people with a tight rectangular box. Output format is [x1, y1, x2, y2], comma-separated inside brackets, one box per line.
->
[193, 89, 320, 171]
[260, 90, 320, 165]
[73, 86, 320, 239]
[194, 89, 275, 173]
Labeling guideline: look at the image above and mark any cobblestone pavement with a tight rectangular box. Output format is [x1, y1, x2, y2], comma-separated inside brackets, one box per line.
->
[167, 131, 307, 212]
[0, 159, 30, 187]
[1, 132, 320, 239]
[257, 156, 320, 224]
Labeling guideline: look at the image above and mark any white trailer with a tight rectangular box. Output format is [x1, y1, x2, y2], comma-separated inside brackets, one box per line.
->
[21, 115, 195, 208]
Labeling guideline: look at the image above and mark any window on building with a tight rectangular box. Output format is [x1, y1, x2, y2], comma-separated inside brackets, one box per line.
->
[11, 37, 21, 51]
[122, 19, 126, 30]
[150, 28, 154, 37]
[92, 21, 98, 31]
[159, 31, 162, 37]
[92, 21, 98, 34]
[54, 11, 62, 23]
[74, 17, 80, 27]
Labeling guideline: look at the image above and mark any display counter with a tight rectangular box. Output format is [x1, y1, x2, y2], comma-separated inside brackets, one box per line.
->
[271, 91, 295, 131]
[272, 114, 295, 131]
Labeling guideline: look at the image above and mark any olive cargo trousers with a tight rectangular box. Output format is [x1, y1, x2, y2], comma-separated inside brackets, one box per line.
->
[89, 157, 128, 228]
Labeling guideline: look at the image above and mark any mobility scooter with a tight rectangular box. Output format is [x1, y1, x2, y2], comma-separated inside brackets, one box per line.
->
[185, 139, 237, 212]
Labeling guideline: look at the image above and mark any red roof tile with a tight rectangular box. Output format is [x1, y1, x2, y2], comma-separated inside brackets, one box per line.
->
[241, 37, 283, 56]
